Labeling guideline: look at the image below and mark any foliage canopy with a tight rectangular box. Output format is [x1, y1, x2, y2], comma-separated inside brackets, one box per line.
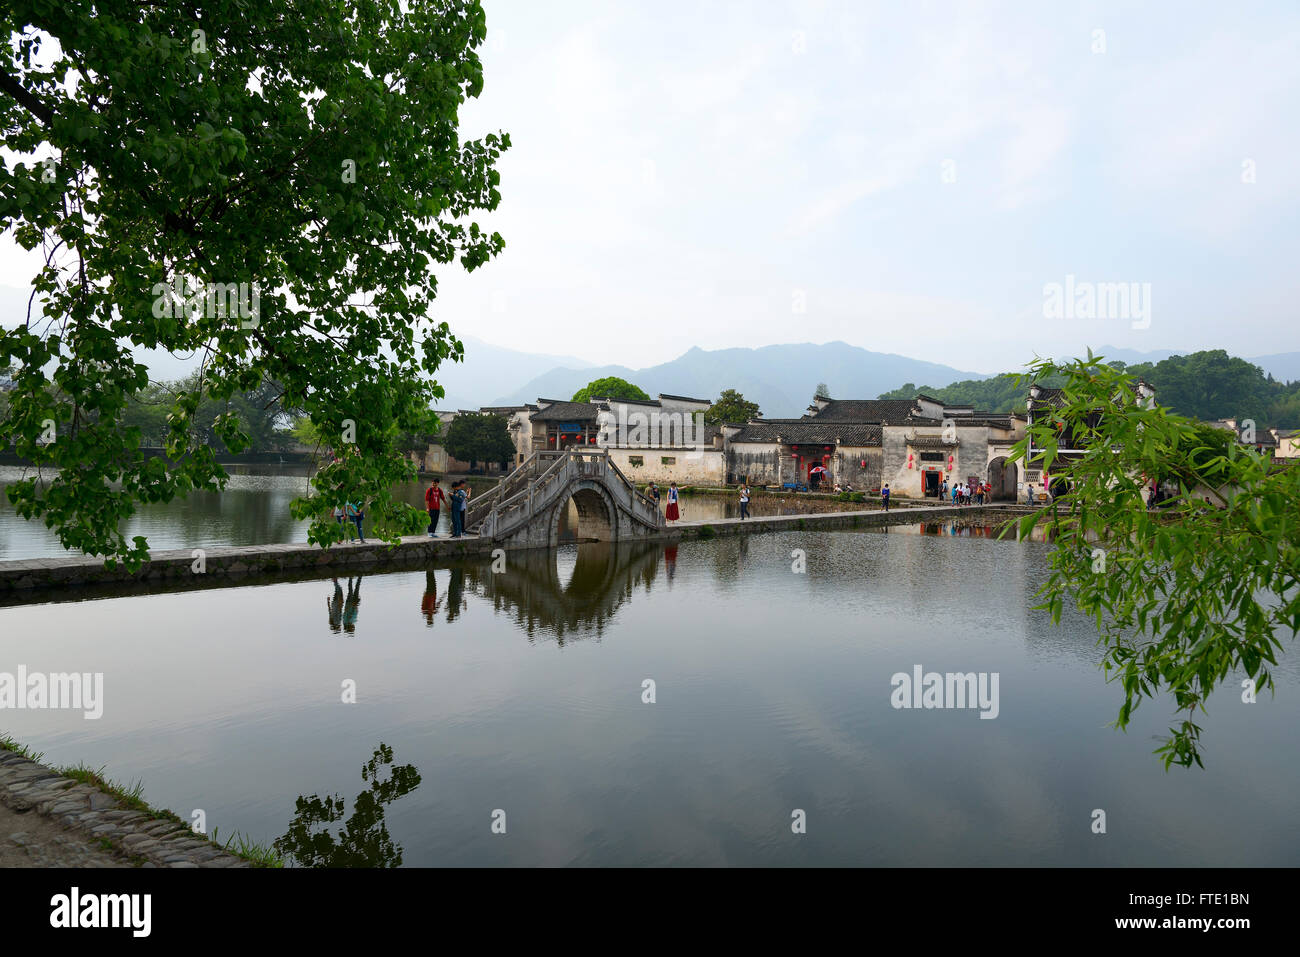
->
[0, 0, 507, 565]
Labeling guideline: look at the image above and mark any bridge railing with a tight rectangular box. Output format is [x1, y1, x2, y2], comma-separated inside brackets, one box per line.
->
[480, 450, 573, 537]
[471, 449, 665, 539]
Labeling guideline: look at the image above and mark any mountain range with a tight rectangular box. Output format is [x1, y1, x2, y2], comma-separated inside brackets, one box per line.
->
[484, 342, 991, 418]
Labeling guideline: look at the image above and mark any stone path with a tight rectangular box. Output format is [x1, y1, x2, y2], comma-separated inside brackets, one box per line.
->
[0, 749, 252, 867]
[1, 798, 127, 867]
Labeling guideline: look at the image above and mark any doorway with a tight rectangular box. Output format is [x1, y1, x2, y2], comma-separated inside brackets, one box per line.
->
[924, 470, 939, 497]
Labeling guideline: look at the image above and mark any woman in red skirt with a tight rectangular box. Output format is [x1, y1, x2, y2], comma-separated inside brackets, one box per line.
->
[665, 482, 681, 522]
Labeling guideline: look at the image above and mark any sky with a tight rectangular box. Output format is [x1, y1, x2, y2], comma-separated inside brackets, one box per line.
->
[3, 0, 1298, 376]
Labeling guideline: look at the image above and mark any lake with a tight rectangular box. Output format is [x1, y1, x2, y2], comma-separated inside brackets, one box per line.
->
[0, 467, 855, 561]
[1, 524, 1295, 866]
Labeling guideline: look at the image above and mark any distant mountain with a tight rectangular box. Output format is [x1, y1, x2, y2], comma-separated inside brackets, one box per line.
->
[1246, 351, 1300, 384]
[490, 342, 989, 418]
[434, 336, 593, 411]
[1087, 345, 1180, 366]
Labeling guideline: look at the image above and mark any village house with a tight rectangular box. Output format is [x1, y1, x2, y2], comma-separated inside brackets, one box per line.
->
[474, 394, 725, 485]
[1273, 429, 1300, 459]
[726, 393, 1025, 499]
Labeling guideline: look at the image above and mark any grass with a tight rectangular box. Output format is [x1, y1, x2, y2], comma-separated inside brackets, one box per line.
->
[697, 524, 716, 539]
[0, 735, 283, 867]
[0, 733, 44, 763]
[209, 826, 283, 867]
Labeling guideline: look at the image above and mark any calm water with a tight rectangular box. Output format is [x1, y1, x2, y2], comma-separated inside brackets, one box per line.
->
[1, 526, 1296, 866]
[0, 467, 837, 561]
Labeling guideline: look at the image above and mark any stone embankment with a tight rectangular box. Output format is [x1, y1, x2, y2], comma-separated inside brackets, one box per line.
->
[0, 748, 252, 867]
[0, 503, 1022, 597]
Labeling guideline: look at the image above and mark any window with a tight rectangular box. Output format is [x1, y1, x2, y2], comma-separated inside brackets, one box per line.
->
[628, 455, 644, 467]
[661, 456, 676, 466]
[919, 451, 943, 462]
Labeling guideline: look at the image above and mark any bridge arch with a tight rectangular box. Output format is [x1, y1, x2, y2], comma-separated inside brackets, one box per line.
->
[466, 450, 664, 549]
[548, 479, 618, 547]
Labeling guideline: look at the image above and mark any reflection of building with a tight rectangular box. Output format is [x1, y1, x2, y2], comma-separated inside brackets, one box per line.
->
[463, 541, 664, 643]
[725, 392, 1024, 498]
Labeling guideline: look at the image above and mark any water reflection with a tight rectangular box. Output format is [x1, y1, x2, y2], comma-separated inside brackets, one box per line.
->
[326, 576, 364, 634]
[461, 541, 662, 643]
[273, 743, 421, 868]
[420, 570, 442, 625]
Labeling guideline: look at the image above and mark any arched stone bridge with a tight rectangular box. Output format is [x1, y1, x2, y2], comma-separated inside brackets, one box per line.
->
[465, 450, 664, 548]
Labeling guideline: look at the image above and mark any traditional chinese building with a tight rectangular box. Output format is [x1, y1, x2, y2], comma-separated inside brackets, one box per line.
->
[726, 392, 1024, 498]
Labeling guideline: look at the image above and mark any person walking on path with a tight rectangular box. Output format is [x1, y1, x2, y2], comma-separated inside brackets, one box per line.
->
[425, 478, 446, 537]
[881, 483, 891, 511]
[665, 482, 681, 523]
[1025, 483, 1037, 507]
[951, 483, 960, 506]
[739, 484, 750, 520]
[345, 500, 366, 542]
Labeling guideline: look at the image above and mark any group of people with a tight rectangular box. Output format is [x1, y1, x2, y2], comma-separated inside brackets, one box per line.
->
[424, 478, 472, 537]
[334, 501, 366, 542]
[933, 479, 992, 505]
[644, 481, 682, 522]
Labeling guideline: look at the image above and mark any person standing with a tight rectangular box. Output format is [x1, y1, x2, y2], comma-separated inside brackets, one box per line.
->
[881, 483, 890, 512]
[951, 483, 960, 506]
[345, 500, 365, 542]
[450, 482, 466, 537]
[1025, 482, 1036, 507]
[425, 478, 446, 537]
[739, 484, 750, 520]
[665, 482, 680, 523]
[648, 482, 661, 512]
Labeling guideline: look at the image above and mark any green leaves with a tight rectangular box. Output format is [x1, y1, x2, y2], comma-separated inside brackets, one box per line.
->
[1, 1, 507, 562]
[1007, 357, 1299, 769]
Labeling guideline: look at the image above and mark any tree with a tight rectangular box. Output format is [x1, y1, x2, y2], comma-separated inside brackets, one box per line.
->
[443, 412, 513, 470]
[705, 388, 760, 424]
[571, 377, 649, 403]
[1010, 355, 1299, 769]
[0, 1, 508, 565]
[815, 381, 830, 398]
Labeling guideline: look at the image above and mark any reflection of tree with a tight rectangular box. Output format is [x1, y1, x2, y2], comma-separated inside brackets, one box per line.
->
[273, 743, 421, 868]
[462, 541, 662, 644]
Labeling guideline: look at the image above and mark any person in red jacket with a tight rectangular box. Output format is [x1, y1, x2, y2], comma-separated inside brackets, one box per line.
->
[425, 478, 446, 537]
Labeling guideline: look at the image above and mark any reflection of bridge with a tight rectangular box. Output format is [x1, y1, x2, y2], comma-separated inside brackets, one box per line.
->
[465, 450, 663, 547]
[465, 541, 664, 642]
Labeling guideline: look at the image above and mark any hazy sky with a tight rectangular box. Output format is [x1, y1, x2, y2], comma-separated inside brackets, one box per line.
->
[3, 0, 1298, 375]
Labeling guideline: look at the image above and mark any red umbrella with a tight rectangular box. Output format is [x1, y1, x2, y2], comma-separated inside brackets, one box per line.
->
[809, 465, 827, 474]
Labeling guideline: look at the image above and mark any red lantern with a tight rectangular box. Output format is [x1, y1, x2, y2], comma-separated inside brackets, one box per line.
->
[860, 460, 866, 468]
[907, 452, 914, 470]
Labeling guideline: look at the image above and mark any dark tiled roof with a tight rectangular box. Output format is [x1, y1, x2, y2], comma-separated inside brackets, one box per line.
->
[809, 399, 930, 424]
[730, 419, 881, 446]
[531, 400, 600, 422]
[594, 395, 661, 407]
[906, 435, 957, 449]
[657, 393, 711, 404]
